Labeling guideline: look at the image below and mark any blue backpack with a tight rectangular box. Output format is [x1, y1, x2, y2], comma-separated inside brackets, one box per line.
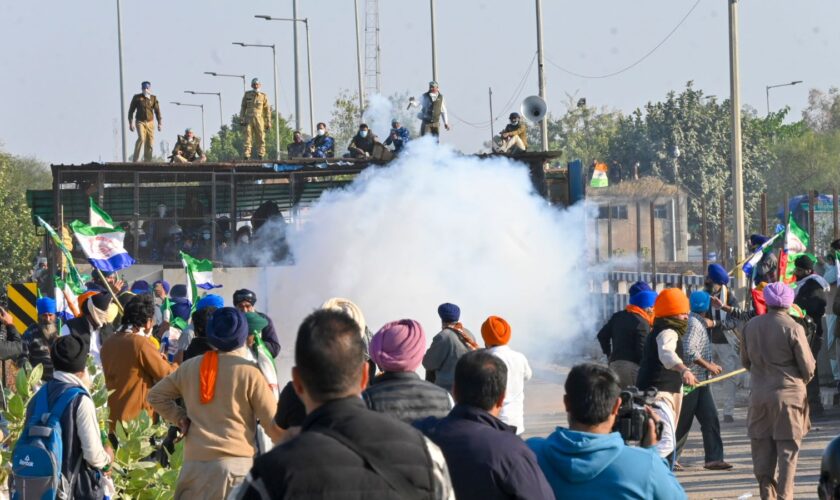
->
[12, 384, 85, 500]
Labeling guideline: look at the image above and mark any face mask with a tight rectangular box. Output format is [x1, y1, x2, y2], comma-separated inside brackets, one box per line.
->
[143, 90, 151, 97]
[512, 119, 519, 125]
[202, 233, 211, 241]
[317, 129, 325, 136]
[429, 91, 438, 97]
[139, 239, 148, 248]
[158, 207, 166, 217]
[360, 130, 368, 138]
[240, 236, 250, 244]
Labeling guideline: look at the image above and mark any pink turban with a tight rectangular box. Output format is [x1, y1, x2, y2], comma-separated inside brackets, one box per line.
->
[369, 319, 426, 372]
[763, 282, 795, 309]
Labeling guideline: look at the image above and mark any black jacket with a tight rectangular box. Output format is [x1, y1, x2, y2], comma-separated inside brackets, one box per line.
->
[362, 371, 452, 424]
[0, 323, 23, 361]
[240, 397, 437, 499]
[596, 310, 650, 364]
[20, 324, 56, 380]
[795, 276, 828, 338]
[637, 322, 685, 394]
[415, 404, 554, 500]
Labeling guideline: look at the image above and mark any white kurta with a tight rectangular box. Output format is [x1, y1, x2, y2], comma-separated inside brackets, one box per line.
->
[486, 345, 532, 434]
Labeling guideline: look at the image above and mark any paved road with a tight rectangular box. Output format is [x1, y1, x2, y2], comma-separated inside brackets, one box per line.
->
[522, 369, 838, 499]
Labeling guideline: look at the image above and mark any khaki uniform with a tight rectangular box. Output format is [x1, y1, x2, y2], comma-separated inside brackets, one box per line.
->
[128, 93, 162, 162]
[240, 90, 271, 159]
[171, 135, 205, 163]
[742, 309, 816, 500]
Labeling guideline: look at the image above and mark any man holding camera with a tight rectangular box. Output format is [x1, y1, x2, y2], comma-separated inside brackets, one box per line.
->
[528, 363, 685, 499]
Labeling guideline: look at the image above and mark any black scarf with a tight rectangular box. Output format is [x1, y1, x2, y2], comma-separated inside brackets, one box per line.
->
[653, 317, 688, 337]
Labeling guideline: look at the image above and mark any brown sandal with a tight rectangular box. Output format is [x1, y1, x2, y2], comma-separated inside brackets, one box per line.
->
[672, 462, 684, 472]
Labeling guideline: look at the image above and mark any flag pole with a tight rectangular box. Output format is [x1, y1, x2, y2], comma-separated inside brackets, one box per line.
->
[94, 268, 124, 315]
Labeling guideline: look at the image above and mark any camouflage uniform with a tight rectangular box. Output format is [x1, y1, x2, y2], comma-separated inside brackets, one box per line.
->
[240, 90, 272, 159]
[171, 135, 205, 163]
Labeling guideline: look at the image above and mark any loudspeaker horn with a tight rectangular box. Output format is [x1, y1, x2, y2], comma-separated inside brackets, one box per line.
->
[521, 95, 547, 122]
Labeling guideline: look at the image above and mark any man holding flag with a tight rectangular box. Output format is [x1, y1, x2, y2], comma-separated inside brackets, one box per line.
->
[744, 234, 779, 286]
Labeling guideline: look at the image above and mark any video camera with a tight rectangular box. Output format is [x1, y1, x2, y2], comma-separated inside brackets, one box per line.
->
[613, 386, 664, 444]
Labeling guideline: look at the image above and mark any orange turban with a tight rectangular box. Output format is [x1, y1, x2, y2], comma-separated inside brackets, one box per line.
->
[481, 316, 511, 347]
[653, 288, 690, 318]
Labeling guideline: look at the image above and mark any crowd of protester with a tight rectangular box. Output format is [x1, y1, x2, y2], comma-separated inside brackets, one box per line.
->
[6, 233, 840, 498]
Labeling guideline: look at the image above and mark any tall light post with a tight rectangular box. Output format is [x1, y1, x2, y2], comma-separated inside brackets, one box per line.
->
[204, 71, 246, 92]
[766, 80, 803, 115]
[171, 102, 205, 147]
[353, 0, 365, 112]
[728, 0, 746, 291]
[116, 0, 127, 161]
[255, 15, 316, 136]
[233, 42, 280, 160]
[185, 91, 223, 131]
[430, 0, 438, 82]
[534, 0, 548, 151]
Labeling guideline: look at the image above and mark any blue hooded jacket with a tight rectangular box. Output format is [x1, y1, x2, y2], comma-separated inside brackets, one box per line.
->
[527, 428, 686, 500]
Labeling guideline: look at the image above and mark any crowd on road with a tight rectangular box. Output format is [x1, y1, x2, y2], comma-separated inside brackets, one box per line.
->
[6, 233, 840, 498]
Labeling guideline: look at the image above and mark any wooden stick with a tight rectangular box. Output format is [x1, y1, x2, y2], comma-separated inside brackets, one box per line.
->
[95, 267, 124, 315]
[684, 368, 747, 394]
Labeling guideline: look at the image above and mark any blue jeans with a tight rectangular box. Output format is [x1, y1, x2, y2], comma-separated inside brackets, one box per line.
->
[674, 385, 724, 462]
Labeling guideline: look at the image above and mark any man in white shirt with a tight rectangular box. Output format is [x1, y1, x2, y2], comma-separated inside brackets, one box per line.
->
[480, 315, 532, 434]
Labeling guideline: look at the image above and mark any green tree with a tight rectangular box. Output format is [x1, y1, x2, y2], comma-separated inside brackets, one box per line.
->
[206, 110, 294, 162]
[0, 150, 50, 285]
[803, 87, 840, 133]
[529, 94, 622, 165]
[329, 89, 362, 152]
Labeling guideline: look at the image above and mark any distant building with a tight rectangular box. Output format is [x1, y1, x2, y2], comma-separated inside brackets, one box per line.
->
[587, 178, 688, 262]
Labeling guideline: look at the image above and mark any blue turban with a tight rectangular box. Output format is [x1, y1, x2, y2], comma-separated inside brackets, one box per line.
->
[196, 294, 224, 311]
[689, 291, 711, 313]
[707, 264, 730, 286]
[629, 290, 657, 309]
[36, 297, 56, 315]
[750, 234, 770, 247]
[628, 281, 652, 297]
[207, 307, 248, 352]
[171, 298, 192, 322]
[437, 303, 461, 323]
[131, 280, 150, 294]
[170, 284, 188, 299]
[153, 280, 171, 294]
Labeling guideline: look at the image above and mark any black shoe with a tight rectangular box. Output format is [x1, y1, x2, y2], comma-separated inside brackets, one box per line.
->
[723, 415, 735, 423]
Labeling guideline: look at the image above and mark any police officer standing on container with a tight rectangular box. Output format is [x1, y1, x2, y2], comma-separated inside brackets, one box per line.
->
[240, 78, 272, 160]
[128, 81, 162, 162]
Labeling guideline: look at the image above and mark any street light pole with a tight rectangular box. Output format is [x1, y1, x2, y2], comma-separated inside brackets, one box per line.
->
[116, 0, 127, 161]
[255, 16, 316, 136]
[204, 71, 246, 92]
[292, 1, 301, 132]
[765, 80, 803, 115]
[430, 0, 438, 82]
[353, 0, 365, 113]
[171, 102, 206, 148]
[728, 0, 746, 291]
[233, 43, 281, 160]
[185, 91, 223, 131]
[535, 0, 548, 152]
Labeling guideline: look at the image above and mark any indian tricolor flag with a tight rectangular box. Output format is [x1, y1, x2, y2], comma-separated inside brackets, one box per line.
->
[181, 251, 222, 307]
[70, 220, 135, 272]
[590, 162, 609, 188]
[89, 198, 116, 229]
[778, 214, 809, 284]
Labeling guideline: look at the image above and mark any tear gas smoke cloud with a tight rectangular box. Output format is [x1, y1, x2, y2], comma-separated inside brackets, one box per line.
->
[362, 94, 394, 141]
[267, 138, 597, 363]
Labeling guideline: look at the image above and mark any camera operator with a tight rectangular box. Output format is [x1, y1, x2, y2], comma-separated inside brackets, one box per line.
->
[528, 363, 686, 499]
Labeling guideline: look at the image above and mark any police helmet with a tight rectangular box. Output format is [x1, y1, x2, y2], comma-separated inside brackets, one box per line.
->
[233, 288, 257, 306]
[820, 435, 840, 499]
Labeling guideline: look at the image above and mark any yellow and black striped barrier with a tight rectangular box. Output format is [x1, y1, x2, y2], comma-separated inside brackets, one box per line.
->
[6, 283, 38, 333]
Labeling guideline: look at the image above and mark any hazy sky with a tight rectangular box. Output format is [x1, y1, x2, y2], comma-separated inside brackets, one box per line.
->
[1, 0, 838, 164]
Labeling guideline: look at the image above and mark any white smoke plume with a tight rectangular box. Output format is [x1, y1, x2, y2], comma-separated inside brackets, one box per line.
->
[269, 138, 597, 364]
[362, 94, 395, 142]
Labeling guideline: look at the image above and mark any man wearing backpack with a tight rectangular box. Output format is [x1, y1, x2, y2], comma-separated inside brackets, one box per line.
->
[13, 335, 113, 499]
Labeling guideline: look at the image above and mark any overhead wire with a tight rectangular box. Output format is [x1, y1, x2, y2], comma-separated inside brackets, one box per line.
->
[545, 0, 701, 80]
[449, 51, 538, 129]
